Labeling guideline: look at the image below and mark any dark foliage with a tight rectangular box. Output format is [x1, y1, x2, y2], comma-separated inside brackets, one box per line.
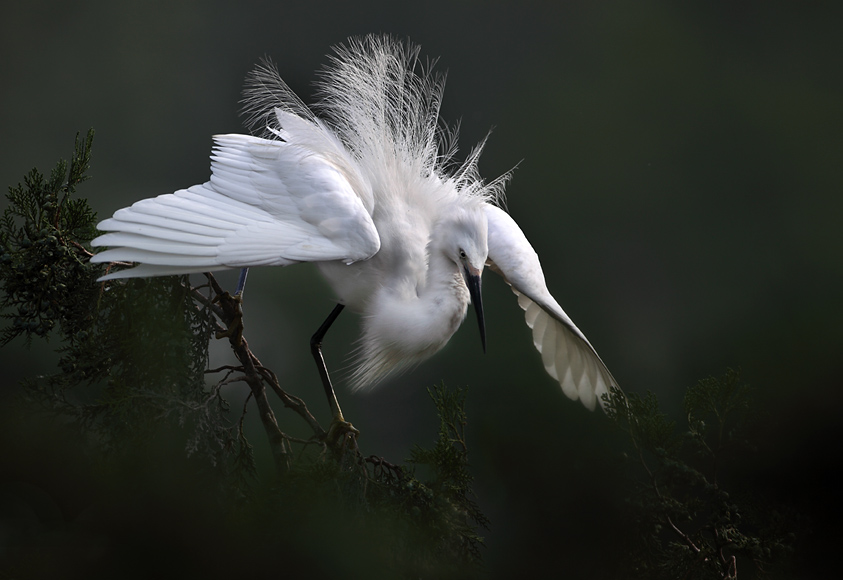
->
[0, 130, 98, 347]
[0, 132, 488, 578]
[604, 370, 802, 579]
[1, 132, 809, 579]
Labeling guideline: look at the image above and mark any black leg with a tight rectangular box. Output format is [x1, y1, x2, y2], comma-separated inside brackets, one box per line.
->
[310, 303, 346, 420]
[235, 267, 249, 296]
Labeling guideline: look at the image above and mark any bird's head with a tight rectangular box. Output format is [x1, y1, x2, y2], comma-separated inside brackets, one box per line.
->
[440, 206, 489, 352]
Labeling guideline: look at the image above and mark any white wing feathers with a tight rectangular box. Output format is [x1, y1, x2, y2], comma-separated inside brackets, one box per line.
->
[483, 204, 617, 411]
[91, 130, 380, 280]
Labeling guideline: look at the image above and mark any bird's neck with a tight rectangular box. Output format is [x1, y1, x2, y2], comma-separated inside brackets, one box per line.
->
[411, 242, 471, 338]
[423, 246, 466, 299]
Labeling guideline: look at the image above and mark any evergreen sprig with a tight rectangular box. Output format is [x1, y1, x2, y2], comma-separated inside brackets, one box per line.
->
[0, 132, 249, 489]
[0, 129, 97, 346]
[604, 370, 797, 579]
[407, 384, 490, 562]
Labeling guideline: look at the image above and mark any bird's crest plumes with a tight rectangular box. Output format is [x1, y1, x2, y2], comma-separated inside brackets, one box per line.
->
[241, 58, 316, 135]
[241, 35, 505, 206]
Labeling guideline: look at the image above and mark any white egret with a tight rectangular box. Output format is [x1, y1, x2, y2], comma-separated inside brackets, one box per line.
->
[90, 35, 618, 426]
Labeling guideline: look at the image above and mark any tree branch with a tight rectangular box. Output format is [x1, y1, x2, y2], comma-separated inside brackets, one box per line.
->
[199, 273, 329, 472]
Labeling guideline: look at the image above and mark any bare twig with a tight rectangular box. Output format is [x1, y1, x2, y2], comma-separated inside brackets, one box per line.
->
[203, 274, 291, 472]
[197, 272, 345, 474]
[205, 364, 245, 375]
[70, 239, 94, 257]
[254, 361, 326, 439]
[191, 286, 225, 321]
[366, 455, 404, 481]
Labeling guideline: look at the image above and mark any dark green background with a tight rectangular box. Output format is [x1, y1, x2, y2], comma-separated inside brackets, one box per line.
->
[2, 0, 841, 577]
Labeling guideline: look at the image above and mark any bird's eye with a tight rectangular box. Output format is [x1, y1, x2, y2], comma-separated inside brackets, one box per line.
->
[459, 249, 467, 260]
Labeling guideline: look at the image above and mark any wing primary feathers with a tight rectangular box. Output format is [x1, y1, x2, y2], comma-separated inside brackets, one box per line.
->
[485, 203, 618, 411]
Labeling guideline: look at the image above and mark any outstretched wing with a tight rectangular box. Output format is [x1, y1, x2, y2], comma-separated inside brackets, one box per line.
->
[91, 127, 380, 280]
[483, 204, 617, 411]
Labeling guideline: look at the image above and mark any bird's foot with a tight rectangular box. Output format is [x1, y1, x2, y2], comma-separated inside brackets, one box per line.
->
[324, 415, 360, 456]
[214, 291, 244, 346]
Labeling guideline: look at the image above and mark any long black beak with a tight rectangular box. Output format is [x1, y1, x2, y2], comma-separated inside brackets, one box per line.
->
[464, 266, 486, 353]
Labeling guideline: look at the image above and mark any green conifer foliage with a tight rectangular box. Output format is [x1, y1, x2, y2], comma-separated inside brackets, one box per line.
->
[604, 370, 800, 579]
[0, 131, 489, 578]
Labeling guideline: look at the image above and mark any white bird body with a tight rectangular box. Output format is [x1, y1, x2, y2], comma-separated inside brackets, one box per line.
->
[91, 35, 617, 411]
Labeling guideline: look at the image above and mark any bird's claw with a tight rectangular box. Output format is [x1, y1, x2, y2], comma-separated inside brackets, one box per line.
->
[324, 415, 360, 453]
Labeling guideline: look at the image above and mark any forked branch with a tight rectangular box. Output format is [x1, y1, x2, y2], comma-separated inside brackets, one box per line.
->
[195, 274, 330, 473]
